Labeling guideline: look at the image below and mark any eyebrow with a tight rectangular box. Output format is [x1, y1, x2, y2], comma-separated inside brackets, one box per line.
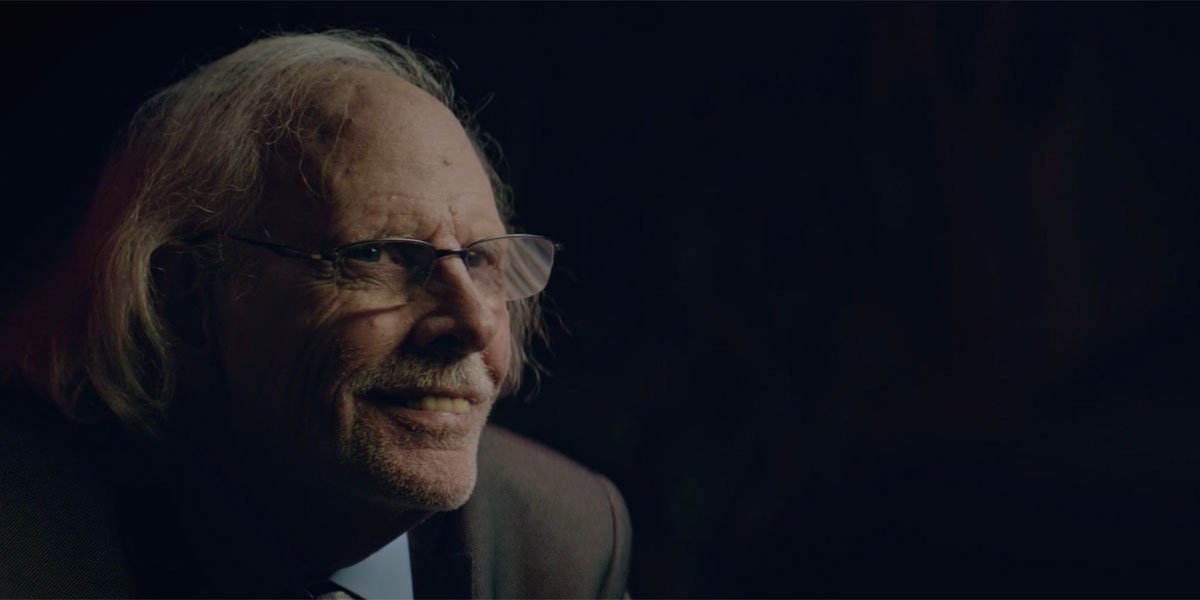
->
[327, 227, 420, 247]
[372, 231, 422, 241]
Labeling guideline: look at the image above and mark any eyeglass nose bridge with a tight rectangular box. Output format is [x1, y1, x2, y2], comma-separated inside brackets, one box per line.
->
[411, 247, 493, 296]
[432, 247, 474, 263]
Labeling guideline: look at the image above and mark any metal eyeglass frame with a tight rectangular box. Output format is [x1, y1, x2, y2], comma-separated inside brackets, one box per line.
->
[207, 232, 562, 298]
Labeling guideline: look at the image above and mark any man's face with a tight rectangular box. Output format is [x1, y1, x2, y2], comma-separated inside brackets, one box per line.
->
[212, 70, 511, 512]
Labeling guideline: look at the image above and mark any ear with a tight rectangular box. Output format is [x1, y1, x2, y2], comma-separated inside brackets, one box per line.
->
[151, 245, 212, 350]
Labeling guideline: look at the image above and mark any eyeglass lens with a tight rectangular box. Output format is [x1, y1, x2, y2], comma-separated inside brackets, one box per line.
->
[338, 236, 556, 302]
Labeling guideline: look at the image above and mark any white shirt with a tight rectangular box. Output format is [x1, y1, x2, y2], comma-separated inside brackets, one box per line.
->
[327, 533, 414, 599]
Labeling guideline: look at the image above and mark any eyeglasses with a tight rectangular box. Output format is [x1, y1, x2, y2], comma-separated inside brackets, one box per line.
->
[213, 233, 561, 302]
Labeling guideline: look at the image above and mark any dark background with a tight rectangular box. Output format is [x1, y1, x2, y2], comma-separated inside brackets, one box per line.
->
[4, 2, 1200, 597]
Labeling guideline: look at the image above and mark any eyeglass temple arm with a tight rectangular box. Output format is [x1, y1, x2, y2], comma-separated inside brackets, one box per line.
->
[216, 233, 332, 262]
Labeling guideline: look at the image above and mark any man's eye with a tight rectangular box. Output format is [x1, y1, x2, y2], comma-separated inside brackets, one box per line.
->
[464, 251, 485, 268]
[464, 247, 499, 269]
[343, 244, 384, 263]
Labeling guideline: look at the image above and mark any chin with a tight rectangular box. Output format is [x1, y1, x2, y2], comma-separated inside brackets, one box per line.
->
[373, 445, 481, 511]
[334, 416, 487, 512]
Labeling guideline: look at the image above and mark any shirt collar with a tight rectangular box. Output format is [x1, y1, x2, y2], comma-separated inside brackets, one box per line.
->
[328, 533, 414, 599]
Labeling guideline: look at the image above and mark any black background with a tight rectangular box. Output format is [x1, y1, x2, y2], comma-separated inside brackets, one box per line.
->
[4, 3, 1200, 597]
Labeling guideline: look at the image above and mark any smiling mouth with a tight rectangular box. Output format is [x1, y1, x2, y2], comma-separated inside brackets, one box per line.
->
[363, 391, 474, 415]
[404, 396, 471, 414]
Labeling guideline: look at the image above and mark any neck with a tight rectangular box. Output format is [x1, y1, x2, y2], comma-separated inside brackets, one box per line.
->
[244, 461, 430, 574]
[168, 406, 427, 592]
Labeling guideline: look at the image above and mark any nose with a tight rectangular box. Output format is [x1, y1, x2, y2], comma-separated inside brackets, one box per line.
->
[406, 256, 502, 355]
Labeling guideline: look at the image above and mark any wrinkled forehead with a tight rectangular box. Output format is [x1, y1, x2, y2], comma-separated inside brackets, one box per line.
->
[255, 69, 500, 245]
[302, 69, 463, 163]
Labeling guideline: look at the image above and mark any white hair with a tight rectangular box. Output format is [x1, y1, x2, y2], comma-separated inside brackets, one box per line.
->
[0, 30, 543, 436]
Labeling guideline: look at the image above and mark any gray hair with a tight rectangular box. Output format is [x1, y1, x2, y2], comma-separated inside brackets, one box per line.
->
[0, 30, 543, 436]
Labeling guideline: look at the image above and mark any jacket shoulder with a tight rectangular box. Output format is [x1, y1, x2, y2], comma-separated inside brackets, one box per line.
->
[466, 425, 632, 598]
[0, 389, 136, 597]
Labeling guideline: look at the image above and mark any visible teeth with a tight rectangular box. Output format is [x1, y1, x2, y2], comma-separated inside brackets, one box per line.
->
[404, 396, 470, 414]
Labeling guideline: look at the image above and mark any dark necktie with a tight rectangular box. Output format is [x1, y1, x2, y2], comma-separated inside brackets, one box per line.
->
[303, 580, 363, 599]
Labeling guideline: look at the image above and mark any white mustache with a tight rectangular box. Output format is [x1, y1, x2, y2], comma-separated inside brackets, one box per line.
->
[350, 352, 496, 398]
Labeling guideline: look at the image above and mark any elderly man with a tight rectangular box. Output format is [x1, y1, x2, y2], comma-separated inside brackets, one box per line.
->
[0, 31, 630, 598]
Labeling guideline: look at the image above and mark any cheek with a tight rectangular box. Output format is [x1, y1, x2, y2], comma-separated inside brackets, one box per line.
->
[487, 305, 513, 385]
[334, 309, 416, 360]
[214, 285, 357, 438]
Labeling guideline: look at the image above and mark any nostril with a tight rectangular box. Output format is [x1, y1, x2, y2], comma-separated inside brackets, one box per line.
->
[422, 335, 471, 361]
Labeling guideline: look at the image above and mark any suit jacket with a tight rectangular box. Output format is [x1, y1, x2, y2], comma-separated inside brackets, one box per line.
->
[411, 427, 632, 599]
[0, 390, 632, 598]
